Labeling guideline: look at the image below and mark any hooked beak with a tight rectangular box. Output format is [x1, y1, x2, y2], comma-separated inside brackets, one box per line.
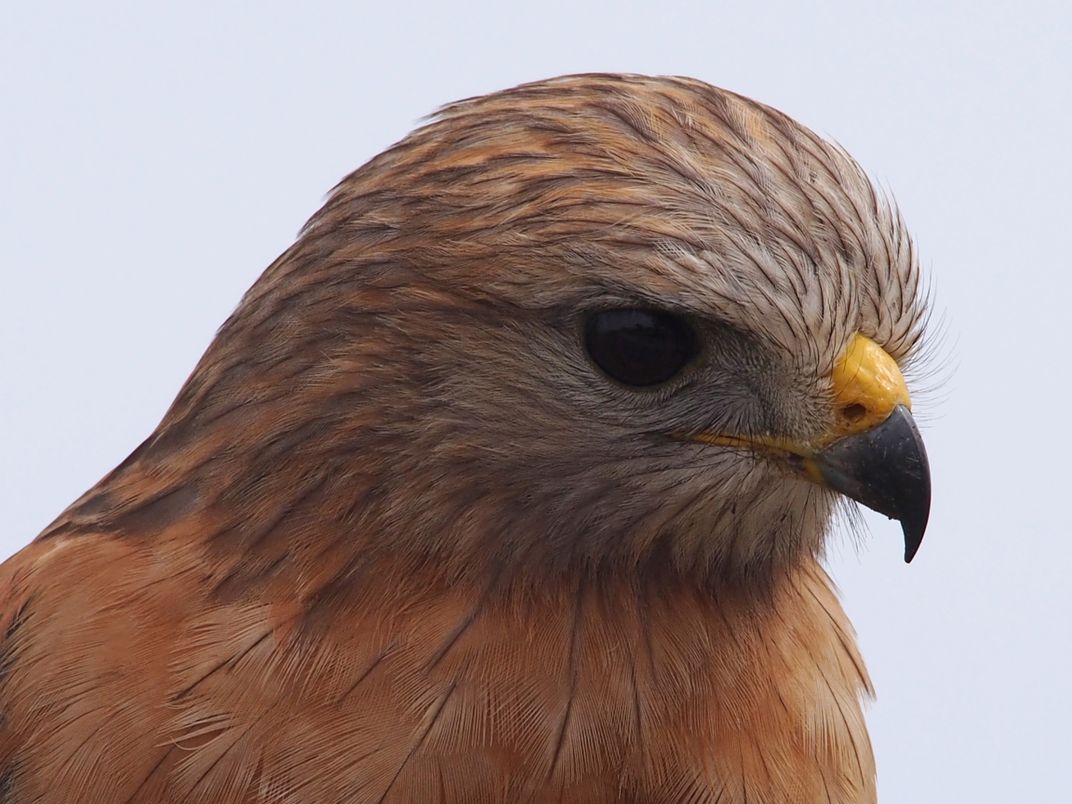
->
[688, 334, 931, 562]
[811, 404, 930, 562]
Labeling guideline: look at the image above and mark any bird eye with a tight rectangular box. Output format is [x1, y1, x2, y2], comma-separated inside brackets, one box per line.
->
[584, 309, 698, 387]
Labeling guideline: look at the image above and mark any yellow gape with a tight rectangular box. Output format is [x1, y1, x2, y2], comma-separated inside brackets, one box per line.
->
[683, 331, 929, 561]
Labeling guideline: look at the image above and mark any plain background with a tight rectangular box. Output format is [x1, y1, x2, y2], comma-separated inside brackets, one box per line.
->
[3, 2, 1069, 801]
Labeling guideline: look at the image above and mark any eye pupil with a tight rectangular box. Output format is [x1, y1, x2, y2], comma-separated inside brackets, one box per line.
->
[584, 309, 697, 387]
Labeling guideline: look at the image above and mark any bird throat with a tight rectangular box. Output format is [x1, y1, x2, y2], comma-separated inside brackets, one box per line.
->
[276, 556, 876, 802]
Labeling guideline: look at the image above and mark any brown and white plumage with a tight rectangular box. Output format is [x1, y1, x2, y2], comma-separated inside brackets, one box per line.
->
[0, 74, 931, 802]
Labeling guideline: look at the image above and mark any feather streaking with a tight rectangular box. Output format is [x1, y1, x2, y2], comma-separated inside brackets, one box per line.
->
[0, 74, 932, 802]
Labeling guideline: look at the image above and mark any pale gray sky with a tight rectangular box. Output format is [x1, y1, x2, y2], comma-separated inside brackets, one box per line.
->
[3, 2, 1069, 801]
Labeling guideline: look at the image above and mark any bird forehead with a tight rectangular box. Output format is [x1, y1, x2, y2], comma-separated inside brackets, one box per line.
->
[315, 75, 922, 366]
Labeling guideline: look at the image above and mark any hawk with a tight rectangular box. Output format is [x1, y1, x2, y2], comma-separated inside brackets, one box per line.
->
[0, 74, 930, 803]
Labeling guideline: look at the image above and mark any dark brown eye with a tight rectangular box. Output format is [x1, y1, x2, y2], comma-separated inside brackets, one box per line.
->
[584, 309, 697, 387]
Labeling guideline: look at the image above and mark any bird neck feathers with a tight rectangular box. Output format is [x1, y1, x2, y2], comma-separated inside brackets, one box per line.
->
[40, 445, 876, 801]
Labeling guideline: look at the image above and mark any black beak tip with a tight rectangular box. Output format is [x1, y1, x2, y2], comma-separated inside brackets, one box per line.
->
[895, 406, 931, 563]
[902, 512, 928, 563]
[816, 404, 931, 564]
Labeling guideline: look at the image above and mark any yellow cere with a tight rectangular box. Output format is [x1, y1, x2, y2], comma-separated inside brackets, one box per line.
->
[829, 334, 911, 439]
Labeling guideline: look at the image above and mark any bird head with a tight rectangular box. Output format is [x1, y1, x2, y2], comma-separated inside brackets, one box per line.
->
[130, 74, 929, 594]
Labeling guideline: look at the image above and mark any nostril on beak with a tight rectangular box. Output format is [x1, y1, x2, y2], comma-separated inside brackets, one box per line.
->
[841, 403, 867, 423]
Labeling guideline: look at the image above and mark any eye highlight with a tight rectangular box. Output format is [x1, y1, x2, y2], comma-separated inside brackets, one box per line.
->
[584, 309, 698, 387]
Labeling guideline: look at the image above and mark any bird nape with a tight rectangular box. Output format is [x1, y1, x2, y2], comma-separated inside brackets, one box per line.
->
[3, 74, 931, 803]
